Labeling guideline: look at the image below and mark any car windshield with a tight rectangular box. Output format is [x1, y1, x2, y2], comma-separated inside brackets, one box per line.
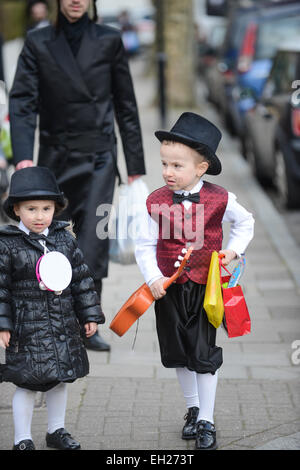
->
[255, 15, 300, 60]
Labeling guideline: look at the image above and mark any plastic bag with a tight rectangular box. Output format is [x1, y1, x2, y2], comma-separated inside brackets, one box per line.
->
[220, 260, 251, 338]
[109, 178, 149, 265]
[203, 251, 224, 328]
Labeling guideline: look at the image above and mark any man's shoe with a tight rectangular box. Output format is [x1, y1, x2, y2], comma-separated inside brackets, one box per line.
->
[182, 407, 199, 440]
[195, 420, 218, 450]
[12, 439, 35, 450]
[83, 330, 111, 351]
[46, 428, 81, 450]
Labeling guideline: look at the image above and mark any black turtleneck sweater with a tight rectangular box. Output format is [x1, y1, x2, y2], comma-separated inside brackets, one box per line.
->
[58, 11, 89, 56]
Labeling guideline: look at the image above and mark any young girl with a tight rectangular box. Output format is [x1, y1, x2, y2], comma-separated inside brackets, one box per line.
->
[135, 112, 254, 450]
[0, 166, 105, 450]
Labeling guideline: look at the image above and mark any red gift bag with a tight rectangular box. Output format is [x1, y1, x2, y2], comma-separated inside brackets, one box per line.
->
[219, 258, 251, 338]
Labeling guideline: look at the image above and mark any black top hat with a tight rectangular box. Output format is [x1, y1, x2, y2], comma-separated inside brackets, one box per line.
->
[155, 112, 222, 175]
[3, 166, 66, 221]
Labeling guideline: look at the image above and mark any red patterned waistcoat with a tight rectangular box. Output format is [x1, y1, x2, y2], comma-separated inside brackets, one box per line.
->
[146, 181, 228, 284]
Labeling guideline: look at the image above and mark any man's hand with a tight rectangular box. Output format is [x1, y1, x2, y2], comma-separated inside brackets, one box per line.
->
[128, 175, 142, 185]
[15, 160, 34, 171]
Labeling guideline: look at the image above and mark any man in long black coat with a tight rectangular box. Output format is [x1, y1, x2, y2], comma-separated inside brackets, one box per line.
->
[9, 0, 146, 350]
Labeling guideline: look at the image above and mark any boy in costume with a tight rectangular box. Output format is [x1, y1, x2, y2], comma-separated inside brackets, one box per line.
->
[135, 112, 254, 450]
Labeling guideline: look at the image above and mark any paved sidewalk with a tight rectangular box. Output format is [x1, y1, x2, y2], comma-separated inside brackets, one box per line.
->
[0, 56, 300, 451]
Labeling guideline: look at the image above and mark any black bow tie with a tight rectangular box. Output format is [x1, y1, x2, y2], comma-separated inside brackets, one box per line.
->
[29, 232, 48, 241]
[172, 192, 200, 204]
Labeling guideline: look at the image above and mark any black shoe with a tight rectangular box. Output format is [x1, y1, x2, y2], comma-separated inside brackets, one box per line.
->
[46, 428, 81, 450]
[12, 439, 35, 450]
[83, 330, 110, 351]
[182, 407, 199, 440]
[195, 420, 217, 450]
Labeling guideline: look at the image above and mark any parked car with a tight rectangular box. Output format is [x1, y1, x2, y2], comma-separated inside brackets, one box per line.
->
[206, 0, 300, 142]
[198, 17, 227, 74]
[243, 44, 300, 208]
[205, 2, 261, 124]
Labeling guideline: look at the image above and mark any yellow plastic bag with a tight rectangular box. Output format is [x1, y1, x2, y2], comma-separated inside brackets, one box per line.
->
[203, 251, 224, 328]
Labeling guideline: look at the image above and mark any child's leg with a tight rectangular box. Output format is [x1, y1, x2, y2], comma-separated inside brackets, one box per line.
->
[196, 371, 218, 424]
[176, 367, 199, 408]
[12, 387, 36, 444]
[45, 383, 68, 434]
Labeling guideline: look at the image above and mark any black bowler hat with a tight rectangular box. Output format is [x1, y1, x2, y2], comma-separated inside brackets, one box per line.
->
[155, 112, 222, 175]
[3, 166, 66, 221]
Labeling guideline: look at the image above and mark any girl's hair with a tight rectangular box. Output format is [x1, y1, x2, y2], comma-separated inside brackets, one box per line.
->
[55, 0, 98, 29]
[54, 196, 69, 217]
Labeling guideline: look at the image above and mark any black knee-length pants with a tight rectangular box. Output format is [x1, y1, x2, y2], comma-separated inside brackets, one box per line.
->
[154, 281, 223, 374]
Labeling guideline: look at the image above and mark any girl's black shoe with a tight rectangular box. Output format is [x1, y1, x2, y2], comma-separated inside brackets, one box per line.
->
[46, 428, 81, 450]
[195, 420, 218, 450]
[12, 439, 35, 450]
[182, 406, 199, 440]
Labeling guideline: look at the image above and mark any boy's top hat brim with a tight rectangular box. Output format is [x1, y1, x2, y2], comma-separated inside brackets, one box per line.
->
[3, 166, 66, 221]
[155, 112, 222, 175]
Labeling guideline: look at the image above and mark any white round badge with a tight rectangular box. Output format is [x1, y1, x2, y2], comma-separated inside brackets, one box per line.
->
[37, 251, 72, 293]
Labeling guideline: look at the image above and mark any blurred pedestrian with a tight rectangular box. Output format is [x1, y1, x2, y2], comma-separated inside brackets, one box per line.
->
[26, 0, 51, 31]
[9, 0, 146, 351]
[118, 10, 140, 56]
[0, 166, 105, 450]
[135, 112, 254, 450]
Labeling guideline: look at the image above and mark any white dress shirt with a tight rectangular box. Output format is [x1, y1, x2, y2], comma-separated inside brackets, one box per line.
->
[18, 221, 49, 242]
[135, 180, 254, 286]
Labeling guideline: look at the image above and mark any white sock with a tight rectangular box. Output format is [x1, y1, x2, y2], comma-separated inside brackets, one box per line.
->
[176, 367, 199, 409]
[196, 371, 218, 424]
[46, 382, 68, 434]
[12, 387, 36, 444]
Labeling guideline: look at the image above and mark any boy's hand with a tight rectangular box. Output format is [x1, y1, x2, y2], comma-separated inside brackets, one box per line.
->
[0, 331, 10, 349]
[84, 322, 98, 338]
[219, 249, 237, 266]
[149, 277, 170, 300]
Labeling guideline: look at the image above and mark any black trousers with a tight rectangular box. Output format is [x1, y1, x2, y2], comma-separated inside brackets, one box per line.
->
[39, 145, 117, 281]
[154, 281, 223, 374]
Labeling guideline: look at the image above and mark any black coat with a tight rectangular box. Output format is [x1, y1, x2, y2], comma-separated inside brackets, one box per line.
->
[0, 221, 104, 391]
[9, 20, 145, 174]
[9, 21, 146, 280]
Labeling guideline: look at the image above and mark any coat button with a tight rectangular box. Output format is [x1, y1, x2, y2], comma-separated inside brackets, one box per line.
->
[67, 370, 73, 376]
[59, 335, 66, 341]
[185, 213, 191, 219]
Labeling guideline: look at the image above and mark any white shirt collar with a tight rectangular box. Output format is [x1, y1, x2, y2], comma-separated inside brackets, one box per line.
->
[18, 220, 49, 237]
[174, 179, 203, 195]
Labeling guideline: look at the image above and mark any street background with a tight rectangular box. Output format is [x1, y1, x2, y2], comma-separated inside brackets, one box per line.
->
[0, 0, 299, 451]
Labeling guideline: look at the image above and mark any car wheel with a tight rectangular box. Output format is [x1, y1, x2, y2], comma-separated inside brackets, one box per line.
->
[274, 148, 300, 209]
